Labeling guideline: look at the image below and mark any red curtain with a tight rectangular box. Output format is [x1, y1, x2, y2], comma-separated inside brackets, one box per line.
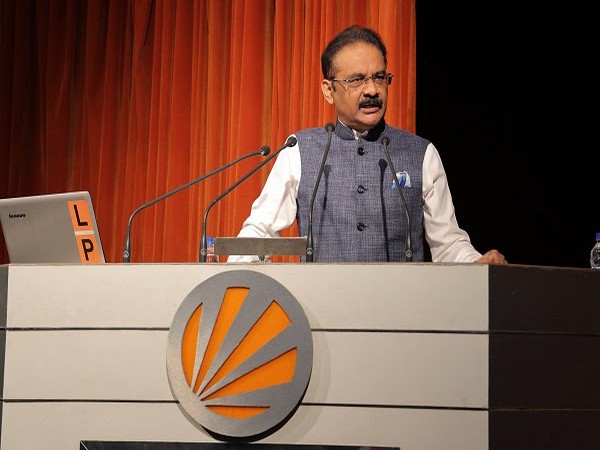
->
[0, 0, 416, 263]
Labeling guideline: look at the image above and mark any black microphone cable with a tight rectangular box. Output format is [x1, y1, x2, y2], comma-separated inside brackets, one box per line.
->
[306, 122, 335, 262]
[199, 136, 298, 262]
[380, 135, 413, 262]
[379, 158, 390, 262]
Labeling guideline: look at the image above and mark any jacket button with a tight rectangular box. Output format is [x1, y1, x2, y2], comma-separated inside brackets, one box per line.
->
[357, 147, 365, 155]
[357, 185, 366, 194]
[356, 222, 365, 231]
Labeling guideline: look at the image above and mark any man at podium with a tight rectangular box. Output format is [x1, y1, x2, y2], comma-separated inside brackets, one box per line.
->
[229, 25, 506, 266]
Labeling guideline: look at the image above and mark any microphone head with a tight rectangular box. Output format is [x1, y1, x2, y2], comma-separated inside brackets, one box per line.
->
[285, 136, 298, 147]
[381, 135, 390, 146]
[325, 122, 335, 132]
[259, 146, 270, 156]
[379, 158, 388, 169]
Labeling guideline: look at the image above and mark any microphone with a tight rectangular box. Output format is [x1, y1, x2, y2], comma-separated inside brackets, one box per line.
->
[199, 135, 298, 262]
[306, 122, 335, 262]
[379, 159, 390, 262]
[380, 135, 413, 262]
[122, 146, 270, 263]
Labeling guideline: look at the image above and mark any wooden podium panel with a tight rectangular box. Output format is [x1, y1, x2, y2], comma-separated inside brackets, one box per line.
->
[0, 263, 599, 450]
[487, 265, 600, 449]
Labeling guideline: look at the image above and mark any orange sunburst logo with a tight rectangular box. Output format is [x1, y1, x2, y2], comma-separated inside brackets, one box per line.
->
[166, 270, 313, 439]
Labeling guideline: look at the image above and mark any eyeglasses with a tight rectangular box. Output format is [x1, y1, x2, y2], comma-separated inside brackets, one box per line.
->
[330, 72, 393, 91]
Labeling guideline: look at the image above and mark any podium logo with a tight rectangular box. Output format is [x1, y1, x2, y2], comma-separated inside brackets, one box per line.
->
[166, 270, 313, 440]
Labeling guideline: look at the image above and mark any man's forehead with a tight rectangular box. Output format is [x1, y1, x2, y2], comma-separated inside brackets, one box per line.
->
[331, 42, 385, 74]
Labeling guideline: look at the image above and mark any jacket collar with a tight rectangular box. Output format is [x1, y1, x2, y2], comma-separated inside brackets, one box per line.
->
[334, 118, 386, 142]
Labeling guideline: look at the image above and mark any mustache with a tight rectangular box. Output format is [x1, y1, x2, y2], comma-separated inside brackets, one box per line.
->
[358, 97, 383, 108]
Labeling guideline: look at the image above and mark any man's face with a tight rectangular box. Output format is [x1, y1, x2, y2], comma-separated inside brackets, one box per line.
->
[321, 42, 388, 133]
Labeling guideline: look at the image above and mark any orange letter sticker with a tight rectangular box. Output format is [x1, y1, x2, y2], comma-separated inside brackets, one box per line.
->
[68, 200, 101, 263]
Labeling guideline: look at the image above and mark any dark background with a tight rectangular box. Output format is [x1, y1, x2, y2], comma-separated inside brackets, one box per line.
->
[415, 4, 598, 268]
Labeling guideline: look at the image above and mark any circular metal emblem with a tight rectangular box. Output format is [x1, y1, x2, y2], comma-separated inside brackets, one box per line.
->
[167, 270, 313, 439]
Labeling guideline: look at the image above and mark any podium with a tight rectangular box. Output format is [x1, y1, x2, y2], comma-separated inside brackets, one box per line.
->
[1, 263, 599, 449]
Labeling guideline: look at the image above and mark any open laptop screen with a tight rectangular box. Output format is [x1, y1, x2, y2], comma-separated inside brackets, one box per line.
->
[0, 191, 105, 264]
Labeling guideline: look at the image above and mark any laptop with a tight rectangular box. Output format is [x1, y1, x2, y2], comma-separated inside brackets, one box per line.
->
[0, 191, 105, 264]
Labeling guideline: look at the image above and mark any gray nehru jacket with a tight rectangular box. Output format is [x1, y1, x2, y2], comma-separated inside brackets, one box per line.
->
[296, 120, 428, 262]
